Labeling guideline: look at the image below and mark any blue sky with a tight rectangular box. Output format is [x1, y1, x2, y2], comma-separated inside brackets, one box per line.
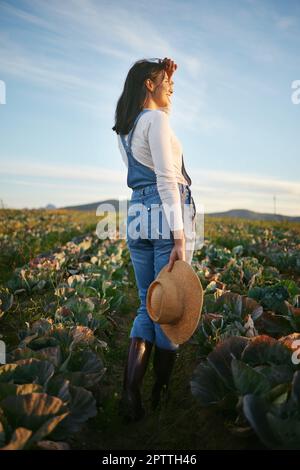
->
[0, 0, 300, 215]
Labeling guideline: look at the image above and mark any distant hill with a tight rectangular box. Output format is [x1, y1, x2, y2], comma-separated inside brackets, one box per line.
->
[59, 201, 300, 222]
[206, 209, 300, 222]
[59, 199, 127, 212]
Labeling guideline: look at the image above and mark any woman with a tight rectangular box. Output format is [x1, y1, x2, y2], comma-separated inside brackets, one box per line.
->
[112, 57, 196, 423]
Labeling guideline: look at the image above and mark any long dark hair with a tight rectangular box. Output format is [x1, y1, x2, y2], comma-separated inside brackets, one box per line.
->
[112, 58, 166, 135]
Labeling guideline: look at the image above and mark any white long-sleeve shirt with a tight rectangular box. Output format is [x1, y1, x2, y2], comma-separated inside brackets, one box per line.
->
[117, 106, 188, 231]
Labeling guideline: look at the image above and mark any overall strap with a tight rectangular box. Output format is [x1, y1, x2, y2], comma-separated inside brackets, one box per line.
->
[119, 109, 151, 154]
[128, 109, 150, 149]
[181, 154, 192, 186]
[120, 109, 193, 187]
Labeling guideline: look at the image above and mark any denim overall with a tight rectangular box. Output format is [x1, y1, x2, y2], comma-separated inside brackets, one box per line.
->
[120, 108, 196, 351]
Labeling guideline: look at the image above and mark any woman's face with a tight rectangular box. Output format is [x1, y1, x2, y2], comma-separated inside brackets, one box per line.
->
[147, 70, 174, 108]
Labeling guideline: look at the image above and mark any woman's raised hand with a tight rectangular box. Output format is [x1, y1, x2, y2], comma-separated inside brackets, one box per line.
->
[162, 57, 178, 81]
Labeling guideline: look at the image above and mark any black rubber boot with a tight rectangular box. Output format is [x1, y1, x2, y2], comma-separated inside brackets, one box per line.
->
[118, 337, 153, 423]
[151, 345, 178, 411]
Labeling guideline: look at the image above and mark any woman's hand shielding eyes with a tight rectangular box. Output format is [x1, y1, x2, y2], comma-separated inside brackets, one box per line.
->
[162, 57, 178, 81]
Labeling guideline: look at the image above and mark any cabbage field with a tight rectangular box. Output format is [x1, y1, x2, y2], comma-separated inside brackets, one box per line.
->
[0, 208, 300, 450]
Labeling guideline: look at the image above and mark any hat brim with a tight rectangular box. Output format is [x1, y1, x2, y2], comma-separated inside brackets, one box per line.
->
[148, 260, 203, 345]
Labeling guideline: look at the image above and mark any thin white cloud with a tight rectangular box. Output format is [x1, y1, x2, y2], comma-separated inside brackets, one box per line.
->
[1, 161, 299, 215]
[191, 168, 300, 197]
[0, 177, 130, 209]
[0, 161, 125, 183]
[0, 0, 231, 131]
[0, 1, 55, 30]
[0, 35, 108, 94]
[0, 0, 299, 214]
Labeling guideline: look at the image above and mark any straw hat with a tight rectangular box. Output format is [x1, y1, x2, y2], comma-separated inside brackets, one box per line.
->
[146, 260, 203, 345]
